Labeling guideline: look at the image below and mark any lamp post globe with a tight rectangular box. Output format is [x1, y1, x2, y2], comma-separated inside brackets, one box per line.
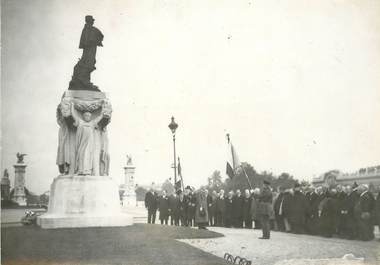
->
[168, 116, 178, 134]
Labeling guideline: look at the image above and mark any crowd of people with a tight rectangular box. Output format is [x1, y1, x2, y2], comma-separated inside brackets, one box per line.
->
[145, 182, 380, 241]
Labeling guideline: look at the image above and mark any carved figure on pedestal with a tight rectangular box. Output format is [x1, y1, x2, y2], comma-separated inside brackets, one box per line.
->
[56, 93, 111, 176]
[99, 129, 110, 176]
[56, 107, 76, 174]
[69, 15, 104, 92]
[3, 169, 9, 179]
[71, 103, 104, 175]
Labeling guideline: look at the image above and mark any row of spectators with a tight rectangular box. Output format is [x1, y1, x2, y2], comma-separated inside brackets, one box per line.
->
[144, 183, 379, 241]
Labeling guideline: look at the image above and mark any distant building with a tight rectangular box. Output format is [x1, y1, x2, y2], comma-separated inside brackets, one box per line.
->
[312, 165, 380, 187]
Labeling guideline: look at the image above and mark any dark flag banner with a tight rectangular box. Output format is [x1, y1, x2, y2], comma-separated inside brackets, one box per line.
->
[226, 136, 241, 179]
[175, 180, 182, 191]
[177, 158, 182, 177]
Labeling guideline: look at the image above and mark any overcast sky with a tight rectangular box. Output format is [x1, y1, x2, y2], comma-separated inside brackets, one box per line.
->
[1, 0, 380, 194]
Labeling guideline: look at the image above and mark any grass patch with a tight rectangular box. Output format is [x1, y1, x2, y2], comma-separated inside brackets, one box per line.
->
[2, 224, 225, 265]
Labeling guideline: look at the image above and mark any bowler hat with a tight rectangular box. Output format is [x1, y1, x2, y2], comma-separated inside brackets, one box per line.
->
[85, 15, 95, 23]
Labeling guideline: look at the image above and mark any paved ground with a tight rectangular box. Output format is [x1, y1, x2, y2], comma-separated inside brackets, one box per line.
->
[179, 227, 380, 265]
[2, 224, 226, 265]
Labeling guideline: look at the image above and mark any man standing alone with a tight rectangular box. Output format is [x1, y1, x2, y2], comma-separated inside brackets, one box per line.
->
[258, 180, 273, 239]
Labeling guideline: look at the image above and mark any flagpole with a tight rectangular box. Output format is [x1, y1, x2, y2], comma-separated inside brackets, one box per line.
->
[242, 166, 253, 190]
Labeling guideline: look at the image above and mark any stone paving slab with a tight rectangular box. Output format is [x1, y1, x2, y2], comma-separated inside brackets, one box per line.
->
[179, 227, 380, 265]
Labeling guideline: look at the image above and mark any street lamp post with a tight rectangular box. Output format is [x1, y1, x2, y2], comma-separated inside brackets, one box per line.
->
[168, 116, 178, 189]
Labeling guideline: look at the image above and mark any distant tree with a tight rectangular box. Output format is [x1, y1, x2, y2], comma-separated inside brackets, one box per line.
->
[278, 172, 292, 180]
[135, 186, 148, 201]
[224, 162, 260, 191]
[207, 170, 224, 192]
[161, 179, 175, 195]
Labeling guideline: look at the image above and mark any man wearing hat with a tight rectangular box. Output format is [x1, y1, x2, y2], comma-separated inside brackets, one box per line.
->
[177, 190, 187, 226]
[273, 186, 286, 232]
[355, 184, 375, 241]
[144, 188, 158, 224]
[257, 180, 273, 239]
[185, 186, 196, 226]
[341, 184, 359, 239]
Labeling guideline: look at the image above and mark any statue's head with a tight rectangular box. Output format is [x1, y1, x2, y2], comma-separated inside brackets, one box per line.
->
[85, 15, 95, 25]
[83, 112, 92, 122]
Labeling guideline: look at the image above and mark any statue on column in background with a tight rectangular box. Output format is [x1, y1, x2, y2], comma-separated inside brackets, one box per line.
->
[126, 155, 133, 165]
[69, 15, 104, 92]
[16, 153, 27, 164]
[3, 169, 9, 179]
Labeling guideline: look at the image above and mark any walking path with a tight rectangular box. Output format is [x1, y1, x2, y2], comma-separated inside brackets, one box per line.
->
[179, 227, 380, 265]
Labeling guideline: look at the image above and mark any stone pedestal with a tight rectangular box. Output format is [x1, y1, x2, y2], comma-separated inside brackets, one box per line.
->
[122, 159, 137, 207]
[122, 193, 137, 206]
[37, 175, 133, 228]
[12, 164, 27, 206]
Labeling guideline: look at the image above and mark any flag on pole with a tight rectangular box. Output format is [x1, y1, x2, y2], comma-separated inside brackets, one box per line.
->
[177, 158, 182, 177]
[226, 134, 241, 179]
[175, 180, 182, 191]
[177, 157, 184, 191]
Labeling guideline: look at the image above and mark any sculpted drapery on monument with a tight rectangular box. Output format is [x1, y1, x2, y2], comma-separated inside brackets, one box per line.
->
[69, 15, 104, 92]
[56, 94, 111, 176]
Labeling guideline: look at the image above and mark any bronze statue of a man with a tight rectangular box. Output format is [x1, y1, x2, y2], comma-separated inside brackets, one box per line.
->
[69, 15, 104, 91]
[79, 15, 104, 72]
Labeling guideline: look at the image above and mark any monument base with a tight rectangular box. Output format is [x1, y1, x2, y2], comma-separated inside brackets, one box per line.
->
[122, 193, 137, 207]
[37, 213, 132, 229]
[37, 175, 133, 229]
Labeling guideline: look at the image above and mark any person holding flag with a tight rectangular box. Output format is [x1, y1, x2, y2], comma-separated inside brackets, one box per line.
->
[258, 180, 274, 239]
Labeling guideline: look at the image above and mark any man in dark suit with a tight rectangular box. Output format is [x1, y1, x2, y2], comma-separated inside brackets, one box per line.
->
[274, 186, 286, 231]
[232, 189, 244, 227]
[206, 190, 215, 226]
[335, 185, 347, 237]
[185, 187, 196, 226]
[288, 183, 310, 234]
[307, 186, 324, 235]
[169, 192, 180, 226]
[340, 185, 359, 239]
[216, 190, 226, 226]
[144, 189, 158, 224]
[258, 180, 273, 239]
[356, 185, 375, 241]
[224, 191, 234, 228]
[242, 189, 252, 228]
[178, 190, 187, 226]
[158, 190, 170, 225]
